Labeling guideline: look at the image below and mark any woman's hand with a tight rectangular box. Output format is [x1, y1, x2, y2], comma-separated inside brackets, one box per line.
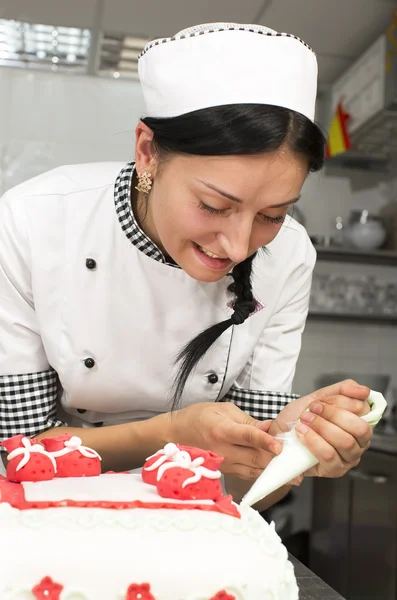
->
[267, 379, 373, 479]
[270, 379, 371, 435]
[169, 402, 281, 480]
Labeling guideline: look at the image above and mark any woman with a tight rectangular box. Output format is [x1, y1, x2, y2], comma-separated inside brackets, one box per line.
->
[0, 23, 372, 509]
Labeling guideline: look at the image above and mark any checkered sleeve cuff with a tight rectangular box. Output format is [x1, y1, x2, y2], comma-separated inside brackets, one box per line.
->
[221, 385, 300, 420]
[0, 369, 66, 447]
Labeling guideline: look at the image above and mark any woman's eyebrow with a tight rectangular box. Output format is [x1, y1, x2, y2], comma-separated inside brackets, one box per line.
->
[197, 179, 300, 207]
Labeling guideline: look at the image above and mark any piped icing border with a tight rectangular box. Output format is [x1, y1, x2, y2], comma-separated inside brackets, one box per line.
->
[0, 474, 239, 518]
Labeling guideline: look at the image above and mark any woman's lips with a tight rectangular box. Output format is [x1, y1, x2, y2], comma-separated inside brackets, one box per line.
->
[193, 243, 232, 270]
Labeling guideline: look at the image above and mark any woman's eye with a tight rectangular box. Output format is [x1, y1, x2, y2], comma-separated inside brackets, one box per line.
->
[199, 201, 228, 215]
[259, 214, 286, 224]
[199, 201, 286, 224]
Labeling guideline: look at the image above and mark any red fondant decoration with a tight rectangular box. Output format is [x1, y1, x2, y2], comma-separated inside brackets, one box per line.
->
[182, 446, 224, 471]
[143, 444, 223, 486]
[40, 434, 72, 452]
[32, 576, 63, 600]
[1, 435, 56, 483]
[41, 434, 101, 478]
[125, 582, 156, 600]
[209, 592, 236, 600]
[142, 445, 178, 485]
[156, 465, 223, 501]
[0, 475, 240, 517]
[1, 434, 38, 454]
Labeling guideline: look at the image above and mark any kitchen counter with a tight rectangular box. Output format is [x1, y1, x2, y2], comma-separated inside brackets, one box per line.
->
[290, 555, 345, 600]
[310, 447, 397, 599]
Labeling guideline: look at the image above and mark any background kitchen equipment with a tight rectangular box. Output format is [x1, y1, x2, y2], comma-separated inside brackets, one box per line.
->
[310, 272, 397, 317]
[379, 198, 397, 250]
[346, 209, 387, 250]
[316, 373, 390, 396]
[390, 388, 397, 431]
[309, 208, 391, 252]
[330, 216, 345, 246]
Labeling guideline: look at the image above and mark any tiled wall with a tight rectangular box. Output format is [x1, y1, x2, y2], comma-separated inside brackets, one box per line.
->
[295, 319, 397, 395]
[300, 166, 397, 240]
[0, 68, 145, 194]
[1, 66, 396, 404]
[295, 172, 397, 402]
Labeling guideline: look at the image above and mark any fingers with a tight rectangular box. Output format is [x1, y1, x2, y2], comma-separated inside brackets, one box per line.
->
[304, 402, 373, 449]
[312, 379, 370, 403]
[296, 403, 372, 476]
[296, 425, 354, 478]
[220, 444, 274, 480]
[229, 457, 305, 484]
[314, 394, 370, 417]
[299, 417, 361, 465]
[214, 420, 282, 455]
[338, 380, 370, 401]
[228, 451, 273, 481]
[228, 464, 265, 481]
[288, 474, 304, 486]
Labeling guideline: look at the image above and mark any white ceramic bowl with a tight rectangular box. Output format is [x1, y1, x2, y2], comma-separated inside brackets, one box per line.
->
[348, 220, 386, 250]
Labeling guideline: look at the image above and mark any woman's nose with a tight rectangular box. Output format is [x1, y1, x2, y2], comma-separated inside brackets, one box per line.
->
[218, 217, 253, 264]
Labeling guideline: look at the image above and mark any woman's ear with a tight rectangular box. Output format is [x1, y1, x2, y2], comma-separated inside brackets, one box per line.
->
[134, 121, 157, 176]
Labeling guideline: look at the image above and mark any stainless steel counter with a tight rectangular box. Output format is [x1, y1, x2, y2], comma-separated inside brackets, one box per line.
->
[290, 555, 345, 599]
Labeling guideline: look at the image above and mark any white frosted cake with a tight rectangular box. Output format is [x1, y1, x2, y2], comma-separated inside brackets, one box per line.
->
[0, 434, 299, 600]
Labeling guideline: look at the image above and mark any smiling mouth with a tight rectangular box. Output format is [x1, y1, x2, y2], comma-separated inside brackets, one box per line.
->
[195, 244, 229, 260]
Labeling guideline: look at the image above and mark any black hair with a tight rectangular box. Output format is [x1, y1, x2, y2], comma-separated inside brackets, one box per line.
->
[141, 104, 326, 408]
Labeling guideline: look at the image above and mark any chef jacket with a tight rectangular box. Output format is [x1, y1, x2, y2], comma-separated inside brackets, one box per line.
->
[0, 162, 315, 445]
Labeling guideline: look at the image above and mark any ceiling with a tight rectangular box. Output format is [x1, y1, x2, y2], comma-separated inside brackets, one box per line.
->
[1, 0, 396, 89]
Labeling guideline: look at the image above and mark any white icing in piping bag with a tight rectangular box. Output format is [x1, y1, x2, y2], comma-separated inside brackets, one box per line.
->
[240, 389, 387, 508]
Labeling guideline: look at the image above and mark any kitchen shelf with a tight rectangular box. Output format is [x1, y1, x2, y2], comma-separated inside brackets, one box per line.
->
[314, 246, 397, 266]
[308, 311, 397, 325]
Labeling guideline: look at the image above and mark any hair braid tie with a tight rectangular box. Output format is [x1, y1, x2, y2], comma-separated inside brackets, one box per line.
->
[230, 299, 257, 325]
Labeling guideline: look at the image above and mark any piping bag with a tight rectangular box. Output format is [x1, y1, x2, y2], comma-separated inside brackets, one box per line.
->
[240, 389, 387, 508]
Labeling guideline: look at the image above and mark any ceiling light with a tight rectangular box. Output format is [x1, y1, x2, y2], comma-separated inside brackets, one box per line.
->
[99, 32, 148, 78]
[0, 18, 90, 72]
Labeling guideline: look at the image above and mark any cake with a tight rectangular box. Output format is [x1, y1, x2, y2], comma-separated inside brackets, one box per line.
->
[0, 434, 299, 600]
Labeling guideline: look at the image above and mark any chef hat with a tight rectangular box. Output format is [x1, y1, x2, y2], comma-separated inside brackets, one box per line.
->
[138, 22, 318, 122]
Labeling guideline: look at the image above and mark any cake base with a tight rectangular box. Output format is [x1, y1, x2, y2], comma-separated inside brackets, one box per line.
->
[0, 474, 298, 600]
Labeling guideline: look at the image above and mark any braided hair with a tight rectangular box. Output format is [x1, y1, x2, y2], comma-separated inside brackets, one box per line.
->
[142, 104, 326, 408]
[172, 253, 257, 405]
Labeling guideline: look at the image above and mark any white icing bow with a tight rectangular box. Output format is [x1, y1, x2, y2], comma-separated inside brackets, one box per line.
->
[144, 443, 181, 471]
[7, 437, 57, 473]
[49, 436, 102, 460]
[145, 443, 221, 488]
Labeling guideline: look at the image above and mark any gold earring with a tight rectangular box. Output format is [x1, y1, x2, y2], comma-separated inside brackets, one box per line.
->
[135, 171, 152, 194]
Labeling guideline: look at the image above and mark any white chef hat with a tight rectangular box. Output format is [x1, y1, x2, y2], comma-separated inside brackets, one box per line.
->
[138, 22, 318, 122]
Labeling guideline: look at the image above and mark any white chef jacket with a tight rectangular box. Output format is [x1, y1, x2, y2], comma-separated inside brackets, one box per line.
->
[0, 162, 315, 445]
